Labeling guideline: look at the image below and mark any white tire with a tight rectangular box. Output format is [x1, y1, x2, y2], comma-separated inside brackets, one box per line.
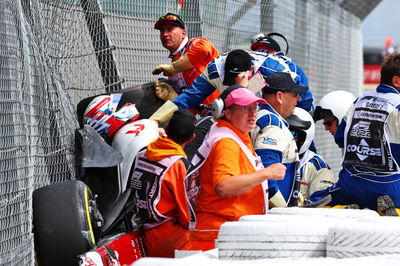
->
[218, 241, 326, 251]
[217, 221, 333, 259]
[218, 249, 325, 259]
[327, 219, 400, 258]
[269, 207, 379, 219]
[239, 214, 332, 223]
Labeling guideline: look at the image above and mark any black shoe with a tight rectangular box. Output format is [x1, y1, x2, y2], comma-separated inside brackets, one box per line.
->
[377, 195, 399, 216]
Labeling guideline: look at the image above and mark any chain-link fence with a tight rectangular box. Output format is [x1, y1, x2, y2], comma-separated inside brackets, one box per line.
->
[0, 0, 378, 264]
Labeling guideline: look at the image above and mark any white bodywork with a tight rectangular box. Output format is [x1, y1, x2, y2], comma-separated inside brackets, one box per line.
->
[112, 119, 159, 197]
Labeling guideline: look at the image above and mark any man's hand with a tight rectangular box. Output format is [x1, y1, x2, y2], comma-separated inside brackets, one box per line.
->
[158, 127, 167, 137]
[152, 64, 175, 76]
[234, 70, 250, 87]
[264, 163, 286, 180]
[154, 80, 178, 101]
[147, 119, 166, 137]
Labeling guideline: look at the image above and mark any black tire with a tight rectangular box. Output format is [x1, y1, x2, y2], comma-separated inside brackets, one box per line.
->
[33, 180, 96, 266]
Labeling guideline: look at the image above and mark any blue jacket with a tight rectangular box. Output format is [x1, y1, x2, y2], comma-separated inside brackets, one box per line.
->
[251, 104, 298, 204]
[335, 84, 400, 176]
[328, 84, 400, 209]
[172, 50, 313, 112]
[256, 49, 313, 112]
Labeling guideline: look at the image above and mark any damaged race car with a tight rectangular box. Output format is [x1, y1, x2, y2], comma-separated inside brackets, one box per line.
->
[33, 80, 173, 266]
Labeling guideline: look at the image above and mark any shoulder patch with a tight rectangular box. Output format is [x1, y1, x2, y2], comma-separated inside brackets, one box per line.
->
[263, 137, 278, 146]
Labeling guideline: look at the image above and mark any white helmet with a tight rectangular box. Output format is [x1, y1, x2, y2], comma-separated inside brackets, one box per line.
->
[286, 107, 315, 154]
[112, 119, 159, 196]
[314, 90, 356, 122]
[84, 95, 140, 140]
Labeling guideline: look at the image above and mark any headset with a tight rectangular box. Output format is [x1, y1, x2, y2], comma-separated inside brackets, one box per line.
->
[211, 85, 243, 119]
[251, 32, 289, 55]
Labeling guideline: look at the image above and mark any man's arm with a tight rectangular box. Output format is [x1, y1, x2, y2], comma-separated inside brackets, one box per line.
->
[253, 125, 286, 167]
[301, 158, 336, 201]
[215, 163, 285, 197]
[207, 137, 284, 198]
[185, 38, 219, 68]
[172, 73, 218, 109]
[253, 119, 291, 207]
[152, 54, 193, 76]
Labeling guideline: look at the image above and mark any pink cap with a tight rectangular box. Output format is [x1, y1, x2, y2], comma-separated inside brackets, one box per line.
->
[225, 87, 266, 108]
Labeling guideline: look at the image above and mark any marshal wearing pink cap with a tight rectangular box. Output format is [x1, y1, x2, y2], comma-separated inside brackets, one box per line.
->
[190, 85, 286, 251]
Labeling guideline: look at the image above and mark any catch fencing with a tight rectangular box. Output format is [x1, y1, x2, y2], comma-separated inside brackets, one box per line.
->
[0, 0, 378, 264]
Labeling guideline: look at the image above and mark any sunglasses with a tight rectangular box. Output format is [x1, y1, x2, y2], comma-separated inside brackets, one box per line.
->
[160, 15, 178, 21]
[322, 118, 337, 127]
[230, 105, 259, 112]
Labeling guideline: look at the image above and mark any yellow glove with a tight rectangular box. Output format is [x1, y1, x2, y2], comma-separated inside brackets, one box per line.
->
[152, 64, 175, 76]
[269, 190, 288, 208]
[149, 100, 179, 123]
[152, 55, 193, 76]
[155, 80, 178, 101]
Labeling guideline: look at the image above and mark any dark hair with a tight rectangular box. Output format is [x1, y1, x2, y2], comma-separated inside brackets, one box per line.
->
[380, 53, 400, 86]
[166, 110, 196, 144]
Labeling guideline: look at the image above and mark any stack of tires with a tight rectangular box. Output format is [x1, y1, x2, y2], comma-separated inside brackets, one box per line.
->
[217, 207, 381, 260]
[131, 208, 400, 265]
